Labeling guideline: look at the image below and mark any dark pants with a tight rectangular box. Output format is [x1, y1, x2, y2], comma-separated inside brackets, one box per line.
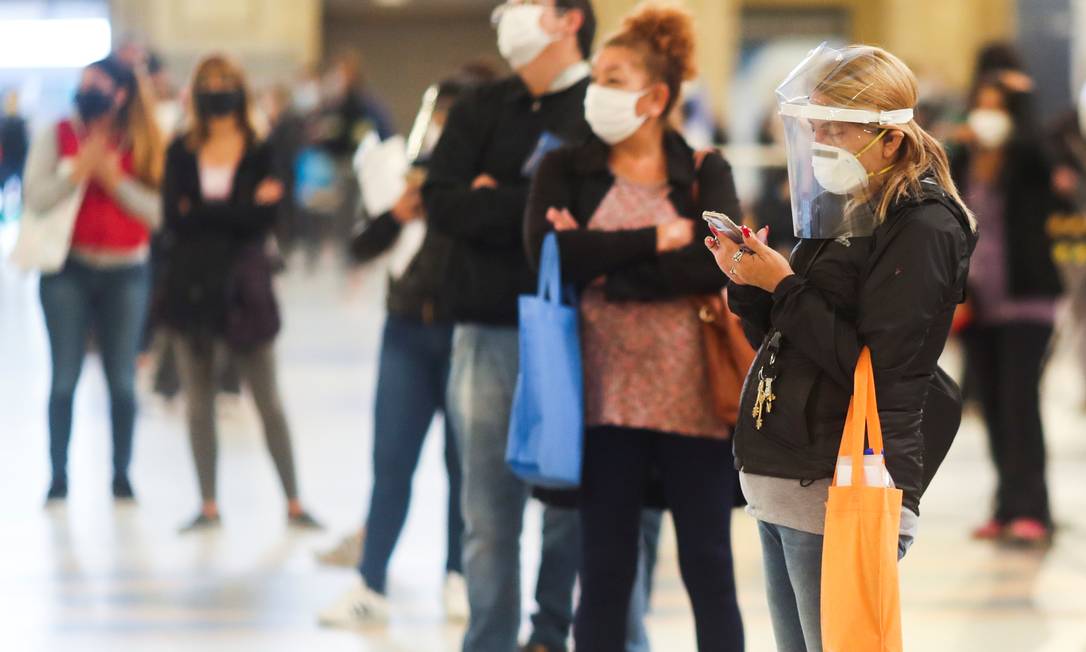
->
[575, 426, 744, 652]
[359, 315, 463, 593]
[152, 332, 241, 399]
[174, 338, 299, 503]
[964, 322, 1053, 524]
[39, 258, 150, 484]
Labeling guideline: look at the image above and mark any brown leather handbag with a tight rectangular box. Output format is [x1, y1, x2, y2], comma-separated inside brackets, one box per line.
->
[693, 290, 756, 427]
[688, 149, 757, 427]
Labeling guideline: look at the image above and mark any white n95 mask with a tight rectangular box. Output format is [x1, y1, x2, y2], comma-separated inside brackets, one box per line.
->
[811, 143, 872, 194]
[497, 5, 556, 70]
[811, 129, 888, 195]
[584, 83, 648, 145]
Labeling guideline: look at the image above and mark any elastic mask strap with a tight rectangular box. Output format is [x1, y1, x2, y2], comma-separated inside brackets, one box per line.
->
[871, 163, 896, 178]
[855, 128, 887, 157]
[855, 129, 894, 179]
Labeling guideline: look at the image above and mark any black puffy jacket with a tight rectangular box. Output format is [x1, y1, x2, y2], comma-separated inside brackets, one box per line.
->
[729, 180, 977, 514]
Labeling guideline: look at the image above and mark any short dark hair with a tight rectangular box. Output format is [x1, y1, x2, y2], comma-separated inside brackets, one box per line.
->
[556, 0, 596, 61]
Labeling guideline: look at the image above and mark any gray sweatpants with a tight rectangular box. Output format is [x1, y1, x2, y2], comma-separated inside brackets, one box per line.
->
[174, 337, 299, 502]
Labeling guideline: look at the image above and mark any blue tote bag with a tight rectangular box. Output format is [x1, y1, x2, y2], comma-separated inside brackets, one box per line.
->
[506, 232, 584, 489]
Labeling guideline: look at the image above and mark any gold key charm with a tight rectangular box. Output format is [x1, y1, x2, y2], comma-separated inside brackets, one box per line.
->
[752, 377, 767, 429]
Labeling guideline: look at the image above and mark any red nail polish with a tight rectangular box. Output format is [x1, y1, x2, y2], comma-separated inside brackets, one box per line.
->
[742, 226, 752, 238]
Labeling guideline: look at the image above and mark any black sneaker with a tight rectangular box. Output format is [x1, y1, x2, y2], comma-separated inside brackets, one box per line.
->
[288, 510, 324, 531]
[45, 479, 67, 504]
[179, 513, 221, 534]
[112, 476, 135, 500]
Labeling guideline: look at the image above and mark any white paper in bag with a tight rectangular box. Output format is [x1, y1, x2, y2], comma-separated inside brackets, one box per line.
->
[835, 453, 895, 488]
[354, 133, 408, 218]
[387, 219, 426, 279]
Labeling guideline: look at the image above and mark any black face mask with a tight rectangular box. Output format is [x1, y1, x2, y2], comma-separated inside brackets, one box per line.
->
[74, 88, 114, 122]
[196, 90, 244, 117]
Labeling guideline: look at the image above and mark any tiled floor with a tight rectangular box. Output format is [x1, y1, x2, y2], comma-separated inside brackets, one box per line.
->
[2, 238, 1085, 651]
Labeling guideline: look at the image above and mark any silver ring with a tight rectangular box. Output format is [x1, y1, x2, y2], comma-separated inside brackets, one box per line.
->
[732, 249, 745, 263]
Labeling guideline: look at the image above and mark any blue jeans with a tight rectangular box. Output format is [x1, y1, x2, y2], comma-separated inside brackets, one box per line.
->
[447, 325, 580, 652]
[758, 521, 824, 652]
[359, 315, 462, 593]
[39, 258, 150, 484]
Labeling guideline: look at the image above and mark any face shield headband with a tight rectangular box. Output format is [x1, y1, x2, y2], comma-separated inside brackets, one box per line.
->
[774, 44, 916, 239]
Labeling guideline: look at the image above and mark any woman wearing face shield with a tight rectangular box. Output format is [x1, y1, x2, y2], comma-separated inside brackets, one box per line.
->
[705, 45, 977, 652]
[525, 5, 745, 650]
[21, 56, 164, 503]
[951, 75, 1062, 545]
[160, 55, 320, 532]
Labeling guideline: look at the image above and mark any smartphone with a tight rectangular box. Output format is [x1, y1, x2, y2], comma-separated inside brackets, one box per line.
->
[702, 211, 744, 244]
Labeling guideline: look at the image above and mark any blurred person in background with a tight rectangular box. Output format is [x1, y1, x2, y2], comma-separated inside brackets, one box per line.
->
[946, 42, 1035, 412]
[0, 89, 28, 221]
[260, 83, 308, 260]
[421, 1, 597, 650]
[22, 56, 164, 503]
[710, 44, 976, 652]
[525, 5, 745, 650]
[292, 67, 323, 116]
[1046, 81, 1086, 404]
[147, 52, 185, 137]
[318, 67, 497, 627]
[312, 50, 396, 260]
[159, 54, 321, 533]
[952, 74, 1062, 545]
[316, 50, 396, 153]
[947, 42, 1034, 154]
[286, 65, 327, 268]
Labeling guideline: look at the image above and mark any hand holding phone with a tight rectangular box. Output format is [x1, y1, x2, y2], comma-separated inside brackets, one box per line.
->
[702, 211, 745, 245]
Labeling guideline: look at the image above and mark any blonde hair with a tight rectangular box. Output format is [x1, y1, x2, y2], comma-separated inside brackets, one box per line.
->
[185, 54, 259, 149]
[815, 45, 976, 230]
[89, 57, 164, 187]
[130, 71, 165, 187]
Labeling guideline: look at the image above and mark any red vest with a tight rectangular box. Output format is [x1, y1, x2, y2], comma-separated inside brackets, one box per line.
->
[57, 120, 150, 252]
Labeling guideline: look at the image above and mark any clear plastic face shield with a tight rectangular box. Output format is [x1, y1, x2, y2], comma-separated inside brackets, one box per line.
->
[776, 44, 914, 239]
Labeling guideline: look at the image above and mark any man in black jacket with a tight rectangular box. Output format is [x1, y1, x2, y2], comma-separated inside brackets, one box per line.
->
[422, 2, 595, 651]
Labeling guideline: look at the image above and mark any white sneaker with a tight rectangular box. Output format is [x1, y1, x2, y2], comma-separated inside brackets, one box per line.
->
[316, 529, 365, 567]
[318, 578, 389, 628]
[443, 572, 469, 622]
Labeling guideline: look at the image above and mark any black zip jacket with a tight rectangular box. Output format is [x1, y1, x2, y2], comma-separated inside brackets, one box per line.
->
[950, 141, 1062, 299]
[159, 136, 280, 341]
[729, 181, 976, 514]
[524, 131, 741, 300]
[350, 209, 455, 324]
[422, 74, 591, 325]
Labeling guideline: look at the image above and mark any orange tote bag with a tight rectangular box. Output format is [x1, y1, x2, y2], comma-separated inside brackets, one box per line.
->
[821, 347, 904, 652]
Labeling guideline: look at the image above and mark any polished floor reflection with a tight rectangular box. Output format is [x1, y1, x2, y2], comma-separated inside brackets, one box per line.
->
[2, 237, 1085, 651]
